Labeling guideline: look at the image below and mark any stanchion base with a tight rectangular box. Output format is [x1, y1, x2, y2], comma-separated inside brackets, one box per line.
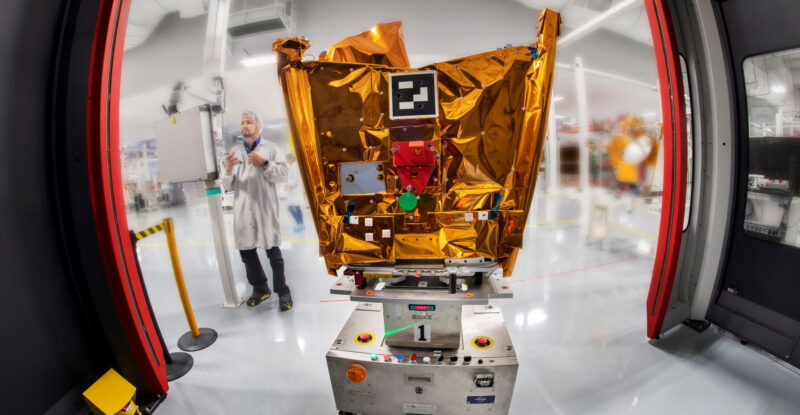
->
[178, 327, 218, 352]
[166, 352, 193, 381]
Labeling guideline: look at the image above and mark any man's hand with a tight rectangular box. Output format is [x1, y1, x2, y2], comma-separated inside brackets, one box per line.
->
[225, 153, 241, 173]
[248, 151, 267, 167]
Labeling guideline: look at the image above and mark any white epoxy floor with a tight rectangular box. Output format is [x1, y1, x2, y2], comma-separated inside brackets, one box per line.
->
[127, 190, 800, 415]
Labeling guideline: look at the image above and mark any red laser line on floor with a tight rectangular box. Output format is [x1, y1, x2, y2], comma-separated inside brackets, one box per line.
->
[507, 256, 639, 284]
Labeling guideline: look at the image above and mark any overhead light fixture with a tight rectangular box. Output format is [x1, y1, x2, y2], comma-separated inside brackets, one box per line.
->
[771, 85, 786, 94]
[559, 0, 640, 47]
[241, 54, 276, 67]
[552, 96, 564, 102]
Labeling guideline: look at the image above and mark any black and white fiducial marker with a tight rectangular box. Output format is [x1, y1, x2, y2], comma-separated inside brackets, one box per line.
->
[389, 70, 439, 120]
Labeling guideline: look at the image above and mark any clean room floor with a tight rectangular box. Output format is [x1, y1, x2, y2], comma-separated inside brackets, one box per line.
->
[128, 189, 800, 415]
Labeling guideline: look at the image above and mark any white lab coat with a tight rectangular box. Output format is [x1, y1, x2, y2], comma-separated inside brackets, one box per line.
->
[221, 138, 288, 251]
[286, 162, 305, 206]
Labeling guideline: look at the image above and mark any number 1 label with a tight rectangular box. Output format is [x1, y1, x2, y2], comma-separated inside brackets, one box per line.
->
[414, 323, 431, 343]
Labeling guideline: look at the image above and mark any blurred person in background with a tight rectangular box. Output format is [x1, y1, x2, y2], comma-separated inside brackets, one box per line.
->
[222, 111, 293, 311]
[284, 153, 305, 233]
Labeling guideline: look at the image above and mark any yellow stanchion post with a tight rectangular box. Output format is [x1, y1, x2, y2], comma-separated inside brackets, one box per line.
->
[162, 217, 217, 351]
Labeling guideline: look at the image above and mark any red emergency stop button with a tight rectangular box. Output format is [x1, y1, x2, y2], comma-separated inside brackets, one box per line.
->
[472, 336, 494, 349]
[354, 332, 375, 344]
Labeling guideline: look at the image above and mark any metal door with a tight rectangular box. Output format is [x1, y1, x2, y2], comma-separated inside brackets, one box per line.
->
[707, 0, 800, 368]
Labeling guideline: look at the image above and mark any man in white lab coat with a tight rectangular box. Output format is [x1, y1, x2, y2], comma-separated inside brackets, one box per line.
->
[222, 111, 292, 310]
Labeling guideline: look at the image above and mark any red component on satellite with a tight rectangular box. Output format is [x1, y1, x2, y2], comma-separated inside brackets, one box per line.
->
[392, 140, 436, 195]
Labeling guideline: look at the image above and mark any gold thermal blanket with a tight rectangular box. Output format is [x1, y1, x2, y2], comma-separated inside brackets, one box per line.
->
[274, 9, 561, 276]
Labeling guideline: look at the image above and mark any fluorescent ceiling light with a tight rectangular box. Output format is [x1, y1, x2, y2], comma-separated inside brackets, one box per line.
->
[241, 55, 276, 67]
[559, 0, 640, 47]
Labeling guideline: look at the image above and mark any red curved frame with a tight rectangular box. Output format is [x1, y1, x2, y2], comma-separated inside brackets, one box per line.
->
[82, 0, 682, 389]
[87, 0, 168, 393]
[644, 0, 688, 339]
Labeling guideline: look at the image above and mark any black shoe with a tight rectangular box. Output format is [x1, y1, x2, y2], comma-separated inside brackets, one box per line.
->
[279, 298, 293, 312]
[247, 290, 271, 307]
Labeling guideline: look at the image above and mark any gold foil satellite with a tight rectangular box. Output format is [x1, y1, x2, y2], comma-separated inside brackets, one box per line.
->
[274, 9, 561, 276]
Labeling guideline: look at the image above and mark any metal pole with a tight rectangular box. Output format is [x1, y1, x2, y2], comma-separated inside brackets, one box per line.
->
[162, 218, 218, 351]
[202, 0, 242, 307]
[204, 0, 229, 78]
[205, 186, 240, 307]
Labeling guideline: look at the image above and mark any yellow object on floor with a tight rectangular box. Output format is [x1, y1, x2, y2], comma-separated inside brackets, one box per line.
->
[82, 369, 141, 415]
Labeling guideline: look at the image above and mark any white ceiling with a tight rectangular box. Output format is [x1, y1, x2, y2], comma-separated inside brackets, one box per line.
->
[120, 0, 661, 145]
[515, 0, 653, 46]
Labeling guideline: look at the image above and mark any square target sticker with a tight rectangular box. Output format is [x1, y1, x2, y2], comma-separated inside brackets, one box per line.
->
[389, 71, 438, 120]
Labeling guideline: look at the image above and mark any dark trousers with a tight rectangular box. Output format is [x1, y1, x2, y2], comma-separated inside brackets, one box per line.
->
[239, 247, 290, 298]
[288, 205, 303, 225]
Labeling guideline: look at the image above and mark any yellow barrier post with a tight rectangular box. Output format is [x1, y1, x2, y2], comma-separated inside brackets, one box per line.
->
[130, 226, 194, 381]
[162, 217, 218, 351]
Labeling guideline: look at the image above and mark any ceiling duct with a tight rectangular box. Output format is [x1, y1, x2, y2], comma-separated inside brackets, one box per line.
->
[227, 0, 295, 69]
[228, 0, 296, 38]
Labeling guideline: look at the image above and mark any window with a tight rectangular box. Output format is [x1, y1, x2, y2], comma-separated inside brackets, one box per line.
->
[680, 55, 693, 231]
[742, 48, 800, 248]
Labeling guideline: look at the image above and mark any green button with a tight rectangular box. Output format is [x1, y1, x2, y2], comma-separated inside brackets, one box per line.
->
[399, 192, 418, 211]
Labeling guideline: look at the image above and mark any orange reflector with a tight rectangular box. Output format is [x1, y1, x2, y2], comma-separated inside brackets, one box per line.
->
[347, 363, 367, 383]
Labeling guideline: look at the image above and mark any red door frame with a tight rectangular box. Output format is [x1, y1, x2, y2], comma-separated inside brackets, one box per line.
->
[87, 0, 168, 393]
[644, 0, 688, 339]
[81, 0, 682, 387]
